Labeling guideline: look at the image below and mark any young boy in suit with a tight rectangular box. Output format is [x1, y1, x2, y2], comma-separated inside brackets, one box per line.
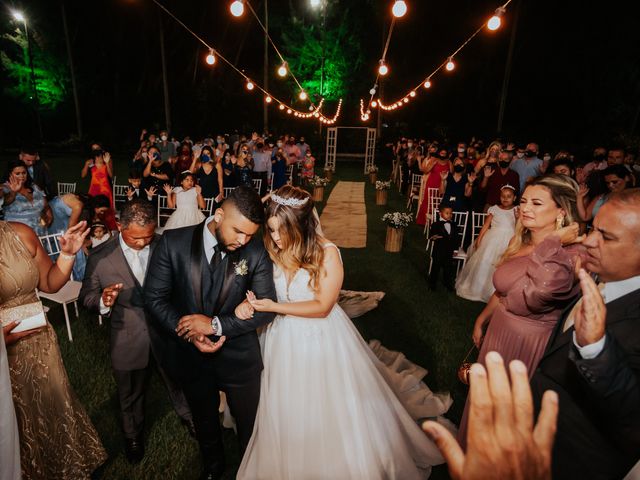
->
[428, 203, 459, 291]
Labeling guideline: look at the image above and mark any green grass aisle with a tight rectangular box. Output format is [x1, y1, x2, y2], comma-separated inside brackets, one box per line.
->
[40, 156, 485, 479]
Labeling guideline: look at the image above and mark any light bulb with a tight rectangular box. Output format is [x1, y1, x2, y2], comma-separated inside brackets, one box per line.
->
[378, 60, 389, 76]
[409, 91, 416, 97]
[205, 50, 216, 65]
[230, 1, 244, 17]
[313, 112, 320, 118]
[277, 63, 287, 77]
[446, 57, 455, 71]
[246, 81, 255, 91]
[265, 96, 272, 103]
[308, 105, 314, 111]
[299, 91, 308, 101]
[423, 79, 432, 89]
[286, 108, 292, 114]
[279, 104, 285, 110]
[371, 100, 378, 108]
[369, 88, 377, 95]
[12, 11, 25, 22]
[403, 98, 409, 103]
[487, 15, 501, 30]
[392, 1, 407, 18]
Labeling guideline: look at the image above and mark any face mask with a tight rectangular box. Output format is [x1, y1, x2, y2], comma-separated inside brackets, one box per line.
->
[201, 154, 211, 163]
[300, 139, 305, 144]
[453, 165, 465, 173]
[407, 142, 413, 148]
[277, 142, 283, 148]
[217, 138, 223, 144]
[525, 150, 536, 158]
[439, 153, 448, 160]
[161, 135, 168, 141]
[225, 154, 231, 160]
[499, 160, 510, 169]
[256, 143, 264, 149]
[458, 148, 466, 154]
[543, 154, 551, 162]
[142, 152, 148, 159]
[306, 153, 311, 157]
[181, 149, 190, 155]
[153, 152, 161, 160]
[594, 154, 606, 161]
[516, 152, 525, 159]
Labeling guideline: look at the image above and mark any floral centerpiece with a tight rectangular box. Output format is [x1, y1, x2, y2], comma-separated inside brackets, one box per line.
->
[323, 166, 334, 181]
[382, 211, 412, 252]
[375, 181, 391, 205]
[309, 176, 329, 201]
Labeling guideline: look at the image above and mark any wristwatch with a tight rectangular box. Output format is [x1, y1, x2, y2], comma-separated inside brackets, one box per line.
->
[210, 316, 220, 335]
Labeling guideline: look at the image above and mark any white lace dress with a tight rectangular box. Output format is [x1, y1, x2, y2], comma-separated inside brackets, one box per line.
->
[163, 187, 205, 230]
[455, 205, 516, 302]
[237, 244, 446, 479]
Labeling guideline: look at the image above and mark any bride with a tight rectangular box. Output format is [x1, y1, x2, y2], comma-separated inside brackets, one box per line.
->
[237, 185, 445, 479]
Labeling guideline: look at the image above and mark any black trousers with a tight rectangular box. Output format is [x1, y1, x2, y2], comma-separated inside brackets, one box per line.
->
[429, 254, 455, 290]
[182, 371, 261, 475]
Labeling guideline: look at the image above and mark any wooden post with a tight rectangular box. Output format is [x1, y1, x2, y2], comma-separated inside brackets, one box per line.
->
[375, 189, 388, 205]
[312, 186, 325, 202]
[384, 226, 404, 252]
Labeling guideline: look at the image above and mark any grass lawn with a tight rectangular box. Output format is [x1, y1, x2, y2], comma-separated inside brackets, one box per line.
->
[25, 152, 484, 479]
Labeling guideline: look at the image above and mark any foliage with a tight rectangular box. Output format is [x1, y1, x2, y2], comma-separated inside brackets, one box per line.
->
[375, 180, 391, 190]
[308, 175, 330, 187]
[382, 211, 413, 228]
[1, 29, 68, 110]
[280, 6, 364, 103]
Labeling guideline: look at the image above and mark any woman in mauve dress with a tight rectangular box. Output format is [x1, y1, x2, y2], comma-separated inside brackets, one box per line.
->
[458, 174, 586, 446]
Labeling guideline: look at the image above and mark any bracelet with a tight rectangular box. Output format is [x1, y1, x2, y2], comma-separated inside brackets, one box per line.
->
[59, 252, 76, 261]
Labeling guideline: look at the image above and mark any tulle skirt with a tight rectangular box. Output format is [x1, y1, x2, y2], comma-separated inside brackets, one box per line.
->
[237, 304, 446, 480]
[163, 206, 205, 231]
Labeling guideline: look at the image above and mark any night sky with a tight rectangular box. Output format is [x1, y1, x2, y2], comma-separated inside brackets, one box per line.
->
[1, 0, 639, 158]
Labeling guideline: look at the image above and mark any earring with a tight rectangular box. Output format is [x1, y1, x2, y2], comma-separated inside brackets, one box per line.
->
[556, 216, 563, 230]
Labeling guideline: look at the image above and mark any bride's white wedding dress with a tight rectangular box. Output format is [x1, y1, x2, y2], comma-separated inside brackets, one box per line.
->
[237, 244, 446, 479]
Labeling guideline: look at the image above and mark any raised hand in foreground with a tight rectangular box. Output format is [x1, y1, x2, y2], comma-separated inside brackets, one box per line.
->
[422, 351, 558, 480]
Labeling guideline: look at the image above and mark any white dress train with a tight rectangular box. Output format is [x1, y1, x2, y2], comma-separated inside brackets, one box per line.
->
[238, 244, 446, 479]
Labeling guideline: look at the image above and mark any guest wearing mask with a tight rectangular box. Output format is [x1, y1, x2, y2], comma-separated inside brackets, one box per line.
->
[510, 142, 545, 192]
[480, 151, 520, 211]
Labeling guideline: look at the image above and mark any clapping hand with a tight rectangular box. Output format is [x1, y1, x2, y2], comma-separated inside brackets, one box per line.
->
[467, 172, 477, 184]
[144, 186, 157, 198]
[104, 152, 112, 164]
[422, 352, 558, 480]
[126, 187, 136, 199]
[235, 299, 255, 320]
[5, 175, 22, 192]
[246, 290, 275, 312]
[483, 165, 495, 177]
[574, 268, 606, 347]
[162, 183, 173, 195]
[59, 221, 90, 256]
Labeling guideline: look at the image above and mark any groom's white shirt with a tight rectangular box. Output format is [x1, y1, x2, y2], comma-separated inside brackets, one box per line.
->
[203, 216, 226, 335]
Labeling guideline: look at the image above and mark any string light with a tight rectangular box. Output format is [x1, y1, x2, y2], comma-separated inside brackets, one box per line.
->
[205, 49, 216, 65]
[487, 7, 505, 31]
[279, 104, 285, 110]
[230, 0, 244, 17]
[445, 57, 455, 71]
[361, 0, 512, 115]
[299, 91, 308, 101]
[391, 1, 408, 18]
[265, 95, 272, 103]
[246, 80, 255, 90]
[277, 62, 288, 77]
[378, 60, 389, 76]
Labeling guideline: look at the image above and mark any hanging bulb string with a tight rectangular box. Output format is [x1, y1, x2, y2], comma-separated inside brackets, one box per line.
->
[243, 0, 318, 108]
[148, 0, 341, 122]
[364, 0, 513, 114]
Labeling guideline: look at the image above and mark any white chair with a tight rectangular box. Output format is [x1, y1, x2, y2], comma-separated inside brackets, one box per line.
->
[37, 233, 83, 342]
[252, 178, 262, 193]
[471, 212, 488, 243]
[156, 195, 176, 227]
[406, 173, 423, 211]
[223, 187, 235, 198]
[423, 187, 443, 237]
[285, 165, 294, 185]
[57, 182, 76, 194]
[202, 197, 216, 216]
[427, 210, 469, 276]
[113, 183, 130, 208]
[268, 172, 275, 192]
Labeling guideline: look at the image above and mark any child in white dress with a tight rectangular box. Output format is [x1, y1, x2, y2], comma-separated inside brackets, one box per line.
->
[455, 184, 517, 302]
[162, 171, 206, 230]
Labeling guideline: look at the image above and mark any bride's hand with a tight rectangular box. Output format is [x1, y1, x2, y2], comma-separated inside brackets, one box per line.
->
[246, 290, 275, 312]
[235, 299, 255, 320]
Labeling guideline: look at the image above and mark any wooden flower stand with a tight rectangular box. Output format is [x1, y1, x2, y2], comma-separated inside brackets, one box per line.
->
[324, 170, 333, 182]
[375, 189, 388, 206]
[369, 172, 378, 184]
[384, 226, 404, 252]
[312, 186, 325, 202]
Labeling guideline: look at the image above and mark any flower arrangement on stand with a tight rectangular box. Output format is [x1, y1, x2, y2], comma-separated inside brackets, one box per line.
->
[382, 211, 413, 252]
[375, 181, 391, 205]
[309, 176, 330, 202]
[366, 165, 379, 184]
[323, 166, 334, 182]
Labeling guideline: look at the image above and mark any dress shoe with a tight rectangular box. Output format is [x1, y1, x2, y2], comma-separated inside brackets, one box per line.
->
[124, 436, 144, 464]
[182, 418, 197, 438]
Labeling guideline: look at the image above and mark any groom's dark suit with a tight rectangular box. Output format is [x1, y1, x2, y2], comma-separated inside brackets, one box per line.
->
[144, 220, 276, 476]
[531, 287, 640, 479]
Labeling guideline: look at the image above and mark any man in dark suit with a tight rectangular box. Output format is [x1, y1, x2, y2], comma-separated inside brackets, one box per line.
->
[19, 146, 56, 198]
[428, 203, 459, 291]
[531, 188, 640, 479]
[79, 199, 192, 463]
[144, 186, 277, 480]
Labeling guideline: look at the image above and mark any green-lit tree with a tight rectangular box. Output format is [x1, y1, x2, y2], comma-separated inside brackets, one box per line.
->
[1, 29, 68, 110]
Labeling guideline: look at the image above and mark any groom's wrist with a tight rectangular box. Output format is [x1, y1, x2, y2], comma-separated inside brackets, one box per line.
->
[210, 316, 222, 336]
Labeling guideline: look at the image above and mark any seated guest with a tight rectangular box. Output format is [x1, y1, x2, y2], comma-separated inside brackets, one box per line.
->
[428, 203, 459, 292]
[531, 188, 640, 479]
[2, 159, 50, 236]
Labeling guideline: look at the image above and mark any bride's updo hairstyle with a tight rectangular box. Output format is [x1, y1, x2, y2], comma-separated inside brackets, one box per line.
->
[265, 185, 325, 290]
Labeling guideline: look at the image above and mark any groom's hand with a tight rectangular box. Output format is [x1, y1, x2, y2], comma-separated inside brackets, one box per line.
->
[176, 314, 214, 340]
[192, 335, 226, 354]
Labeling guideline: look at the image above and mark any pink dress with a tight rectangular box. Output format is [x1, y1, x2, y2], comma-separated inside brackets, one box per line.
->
[457, 236, 584, 445]
[416, 161, 450, 226]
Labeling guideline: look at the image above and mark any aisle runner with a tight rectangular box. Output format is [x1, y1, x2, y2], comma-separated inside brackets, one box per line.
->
[319, 181, 367, 248]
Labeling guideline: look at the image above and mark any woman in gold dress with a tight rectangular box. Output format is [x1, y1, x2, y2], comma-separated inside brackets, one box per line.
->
[0, 220, 107, 479]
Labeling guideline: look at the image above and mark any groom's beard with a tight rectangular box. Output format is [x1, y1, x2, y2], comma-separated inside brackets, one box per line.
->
[215, 225, 244, 252]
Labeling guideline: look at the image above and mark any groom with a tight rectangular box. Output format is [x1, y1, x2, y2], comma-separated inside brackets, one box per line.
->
[144, 186, 277, 480]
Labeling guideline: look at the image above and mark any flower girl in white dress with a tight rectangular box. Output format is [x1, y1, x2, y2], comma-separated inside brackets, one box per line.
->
[238, 186, 445, 479]
[162, 171, 206, 230]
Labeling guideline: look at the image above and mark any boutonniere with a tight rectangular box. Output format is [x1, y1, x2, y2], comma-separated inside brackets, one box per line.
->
[233, 259, 249, 276]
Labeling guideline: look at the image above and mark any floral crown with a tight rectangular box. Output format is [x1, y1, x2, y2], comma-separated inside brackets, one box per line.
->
[271, 193, 309, 207]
